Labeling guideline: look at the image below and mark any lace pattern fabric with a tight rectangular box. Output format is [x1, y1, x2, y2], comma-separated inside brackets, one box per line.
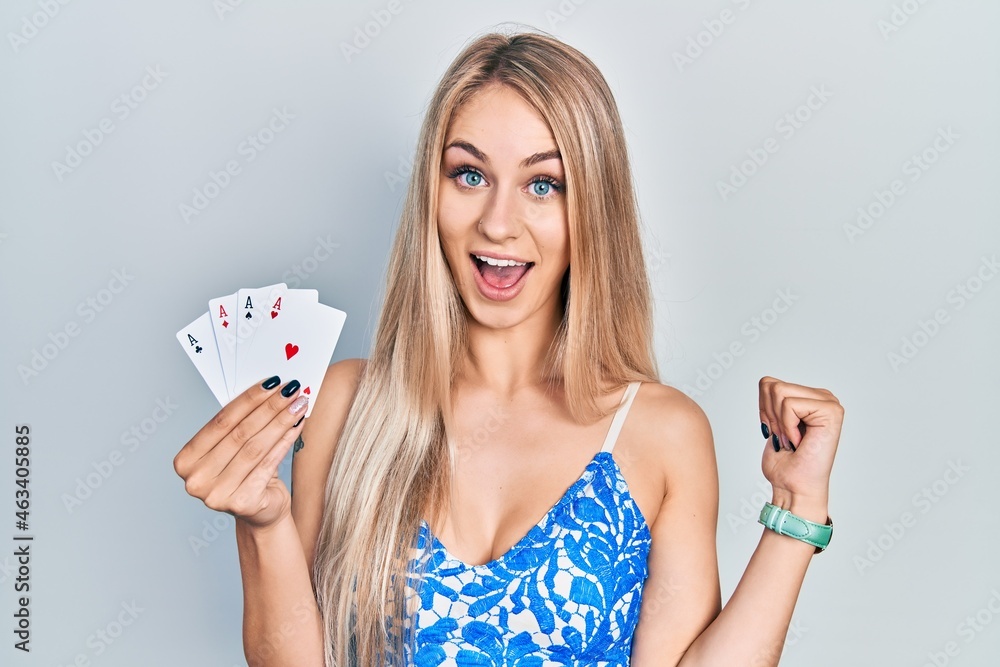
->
[405, 447, 652, 666]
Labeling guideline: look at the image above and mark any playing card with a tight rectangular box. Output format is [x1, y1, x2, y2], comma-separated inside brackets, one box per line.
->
[208, 291, 238, 400]
[233, 287, 316, 380]
[252, 288, 319, 337]
[235, 283, 287, 386]
[233, 302, 346, 417]
[269, 289, 319, 322]
[175, 311, 230, 406]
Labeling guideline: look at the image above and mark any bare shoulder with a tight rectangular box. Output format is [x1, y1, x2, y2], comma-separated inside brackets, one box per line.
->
[634, 382, 713, 444]
[627, 384, 722, 662]
[628, 382, 717, 493]
[291, 357, 367, 573]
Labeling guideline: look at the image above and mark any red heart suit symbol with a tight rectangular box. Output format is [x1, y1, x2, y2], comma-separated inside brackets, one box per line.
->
[285, 343, 299, 360]
[271, 311, 278, 319]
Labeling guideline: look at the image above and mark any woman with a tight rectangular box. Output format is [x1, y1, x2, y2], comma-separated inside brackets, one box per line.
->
[174, 29, 843, 666]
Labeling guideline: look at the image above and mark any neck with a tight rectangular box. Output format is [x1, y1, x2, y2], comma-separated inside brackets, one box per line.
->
[458, 302, 564, 400]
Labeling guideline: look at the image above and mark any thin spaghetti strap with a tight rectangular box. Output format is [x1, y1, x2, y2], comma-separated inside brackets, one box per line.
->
[599, 381, 642, 454]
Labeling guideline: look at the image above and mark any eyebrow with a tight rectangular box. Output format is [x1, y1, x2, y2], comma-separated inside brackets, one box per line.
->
[444, 139, 561, 169]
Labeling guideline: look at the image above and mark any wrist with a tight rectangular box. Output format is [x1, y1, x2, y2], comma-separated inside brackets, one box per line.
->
[770, 487, 828, 525]
[760, 495, 833, 554]
[236, 509, 295, 542]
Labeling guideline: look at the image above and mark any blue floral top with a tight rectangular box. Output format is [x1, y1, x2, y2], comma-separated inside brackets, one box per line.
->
[404, 443, 652, 667]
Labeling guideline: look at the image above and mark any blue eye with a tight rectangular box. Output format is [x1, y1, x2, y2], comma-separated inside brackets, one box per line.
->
[528, 176, 562, 199]
[446, 165, 486, 189]
[461, 171, 483, 187]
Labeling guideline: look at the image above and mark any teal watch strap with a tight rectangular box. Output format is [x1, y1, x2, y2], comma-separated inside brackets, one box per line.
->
[758, 502, 833, 553]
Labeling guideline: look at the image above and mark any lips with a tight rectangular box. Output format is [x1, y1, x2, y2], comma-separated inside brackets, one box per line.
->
[469, 254, 533, 302]
[472, 254, 532, 289]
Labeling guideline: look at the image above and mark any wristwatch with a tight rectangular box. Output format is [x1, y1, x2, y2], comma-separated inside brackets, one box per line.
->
[758, 502, 833, 553]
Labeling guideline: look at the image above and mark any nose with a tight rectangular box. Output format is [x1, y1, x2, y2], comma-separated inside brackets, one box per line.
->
[477, 186, 522, 242]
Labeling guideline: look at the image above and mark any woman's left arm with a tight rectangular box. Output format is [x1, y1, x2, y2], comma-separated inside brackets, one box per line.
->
[630, 377, 844, 667]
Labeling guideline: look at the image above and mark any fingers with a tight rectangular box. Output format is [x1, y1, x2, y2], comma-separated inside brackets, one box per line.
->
[759, 376, 793, 450]
[207, 412, 305, 517]
[174, 375, 284, 476]
[208, 391, 308, 502]
[758, 377, 840, 451]
[193, 379, 303, 477]
[174, 376, 309, 521]
[183, 384, 306, 503]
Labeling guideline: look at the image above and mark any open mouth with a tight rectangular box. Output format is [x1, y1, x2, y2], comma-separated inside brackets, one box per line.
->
[471, 254, 534, 290]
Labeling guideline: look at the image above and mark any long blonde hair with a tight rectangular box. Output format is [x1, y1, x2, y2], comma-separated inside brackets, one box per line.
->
[313, 27, 659, 666]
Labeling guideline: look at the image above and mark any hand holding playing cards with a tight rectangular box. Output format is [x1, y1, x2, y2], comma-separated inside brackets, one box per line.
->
[173, 376, 308, 529]
[176, 283, 346, 416]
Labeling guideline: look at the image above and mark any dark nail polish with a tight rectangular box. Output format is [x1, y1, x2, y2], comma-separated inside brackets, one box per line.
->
[788, 441, 796, 452]
[281, 380, 300, 397]
[761, 422, 770, 439]
[262, 376, 281, 390]
[772, 434, 780, 452]
[293, 416, 304, 428]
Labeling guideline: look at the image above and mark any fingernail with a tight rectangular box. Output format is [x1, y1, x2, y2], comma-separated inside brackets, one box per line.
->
[289, 396, 308, 416]
[281, 380, 300, 397]
[293, 416, 304, 428]
[788, 440, 797, 452]
[772, 434, 780, 452]
[262, 375, 281, 390]
[761, 422, 770, 439]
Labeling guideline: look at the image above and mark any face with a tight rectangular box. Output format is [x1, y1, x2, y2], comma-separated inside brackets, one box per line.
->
[437, 84, 569, 331]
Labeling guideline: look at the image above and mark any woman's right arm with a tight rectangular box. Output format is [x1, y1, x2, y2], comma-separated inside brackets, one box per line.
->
[174, 359, 366, 667]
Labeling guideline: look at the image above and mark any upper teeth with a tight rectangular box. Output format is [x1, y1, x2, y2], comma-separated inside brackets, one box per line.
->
[475, 254, 527, 267]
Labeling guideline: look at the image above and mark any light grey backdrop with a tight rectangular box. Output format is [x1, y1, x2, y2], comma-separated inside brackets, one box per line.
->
[2, 1, 998, 665]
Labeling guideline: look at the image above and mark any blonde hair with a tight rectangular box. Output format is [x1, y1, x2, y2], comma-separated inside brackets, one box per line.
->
[312, 27, 659, 666]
